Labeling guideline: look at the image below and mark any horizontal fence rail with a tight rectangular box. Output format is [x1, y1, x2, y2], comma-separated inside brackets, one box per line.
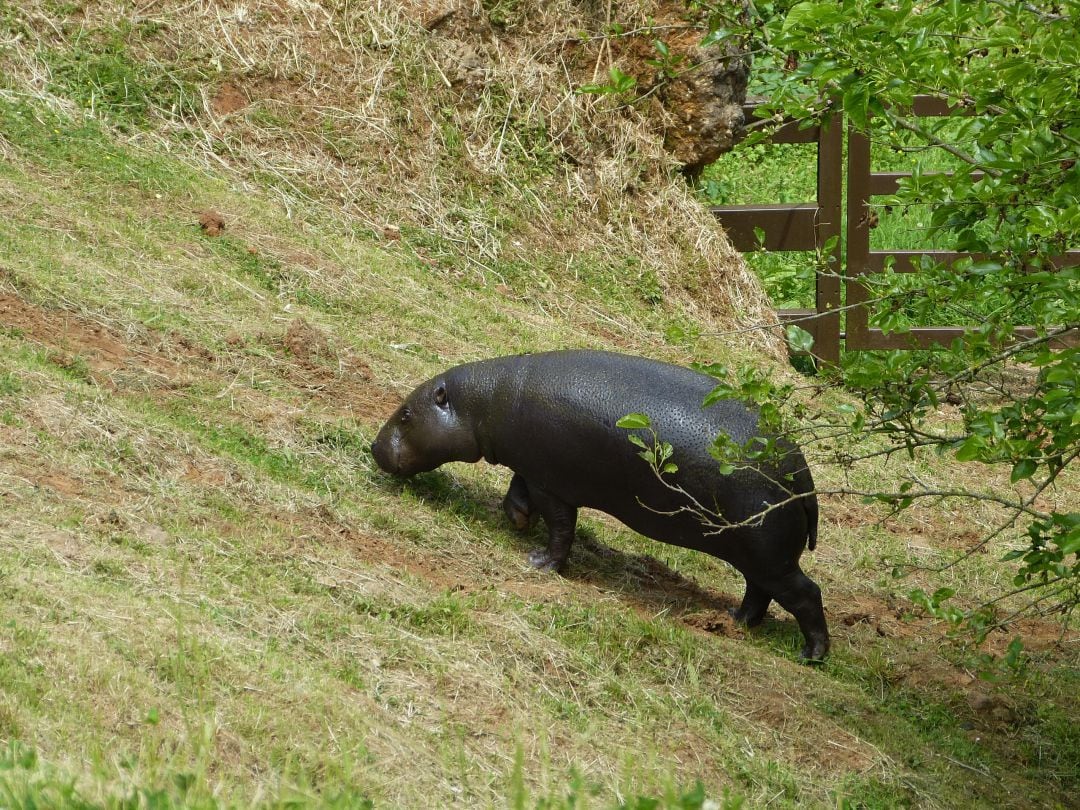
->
[845, 99, 1080, 352]
[712, 96, 1079, 361]
[712, 101, 842, 364]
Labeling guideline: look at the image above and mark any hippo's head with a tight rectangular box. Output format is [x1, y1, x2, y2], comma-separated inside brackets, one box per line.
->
[371, 374, 482, 477]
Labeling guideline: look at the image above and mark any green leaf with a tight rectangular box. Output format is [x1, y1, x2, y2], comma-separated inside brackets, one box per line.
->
[843, 83, 871, 130]
[618, 413, 651, 429]
[692, 362, 729, 379]
[609, 66, 637, 93]
[1010, 458, 1038, 483]
[703, 383, 737, 407]
[955, 436, 985, 462]
[931, 587, 956, 604]
[967, 260, 1003, 276]
[785, 324, 815, 352]
[578, 65, 637, 95]
[700, 28, 730, 47]
[1059, 530, 1080, 556]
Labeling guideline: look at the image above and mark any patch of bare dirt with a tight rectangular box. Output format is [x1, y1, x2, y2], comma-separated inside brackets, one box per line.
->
[0, 292, 396, 421]
[983, 615, 1074, 656]
[681, 608, 741, 638]
[829, 586, 1076, 707]
[884, 649, 1032, 735]
[35, 470, 84, 497]
[822, 492, 1006, 554]
[282, 502, 479, 594]
[740, 690, 878, 774]
[833, 592, 909, 640]
[0, 294, 182, 386]
[211, 82, 249, 115]
[273, 318, 400, 415]
[181, 459, 235, 489]
[283, 317, 334, 364]
[167, 331, 216, 364]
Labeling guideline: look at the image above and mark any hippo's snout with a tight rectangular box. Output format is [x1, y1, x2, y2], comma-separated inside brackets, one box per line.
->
[370, 435, 402, 476]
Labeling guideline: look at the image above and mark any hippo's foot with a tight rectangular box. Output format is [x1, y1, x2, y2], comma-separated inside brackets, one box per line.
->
[730, 581, 771, 628]
[754, 569, 830, 663]
[728, 605, 767, 629]
[798, 636, 830, 664]
[526, 548, 566, 573]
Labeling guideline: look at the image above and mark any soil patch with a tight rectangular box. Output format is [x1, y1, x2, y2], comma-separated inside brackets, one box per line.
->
[283, 317, 335, 364]
[212, 82, 249, 115]
[272, 318, 399, 415]
[0, 294, 181, 385]
[273, 501, 486, 594]
[0, 292, 397, 421]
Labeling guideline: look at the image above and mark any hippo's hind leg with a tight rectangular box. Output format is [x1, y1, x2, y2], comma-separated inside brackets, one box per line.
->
[502, 473, 536, 532]
[730, 580, 772, 628]
[764, 568, 830, 662]
[522, 485, 578, 573]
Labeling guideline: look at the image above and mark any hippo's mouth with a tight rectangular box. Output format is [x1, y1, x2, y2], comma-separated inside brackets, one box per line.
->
[371, 439, 434, 477]
[370, 438, 403, 476]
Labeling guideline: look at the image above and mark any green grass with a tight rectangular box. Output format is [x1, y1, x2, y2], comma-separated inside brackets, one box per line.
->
[0, 11, 1076, 809]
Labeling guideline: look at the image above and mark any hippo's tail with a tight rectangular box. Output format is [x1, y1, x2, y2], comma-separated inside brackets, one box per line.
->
[794, 457, 818, 552]
[780, 442, 818, 551]
[804, 494, 818, 551]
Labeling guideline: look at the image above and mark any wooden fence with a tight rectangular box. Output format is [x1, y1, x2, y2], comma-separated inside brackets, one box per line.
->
[712, 98, 1080, 364]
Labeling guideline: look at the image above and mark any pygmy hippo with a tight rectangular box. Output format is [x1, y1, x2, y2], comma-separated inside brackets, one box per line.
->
[370, 350, 829, 660]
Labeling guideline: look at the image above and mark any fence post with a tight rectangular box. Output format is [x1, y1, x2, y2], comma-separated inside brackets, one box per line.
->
[711, 103, 844, 364]
[814, 112, 843, 365]
[844, 125, 872, 348]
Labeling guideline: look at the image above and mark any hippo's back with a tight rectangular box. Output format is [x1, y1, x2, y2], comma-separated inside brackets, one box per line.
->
[453, 350, 810, 552]
[486, 349, 760, 447]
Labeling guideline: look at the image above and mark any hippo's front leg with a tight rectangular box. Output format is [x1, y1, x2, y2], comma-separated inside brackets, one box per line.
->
[520, 483, 578, 572]
[730, 579, 772, 628]
[502, 473, 535, 531]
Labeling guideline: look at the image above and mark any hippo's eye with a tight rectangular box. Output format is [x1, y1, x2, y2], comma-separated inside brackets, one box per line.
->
[434, 385, 448, 408]
[400, 407, 411, 423]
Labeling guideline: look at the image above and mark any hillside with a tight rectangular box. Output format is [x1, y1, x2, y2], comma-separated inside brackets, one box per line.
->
[0, 2, 1077, 808]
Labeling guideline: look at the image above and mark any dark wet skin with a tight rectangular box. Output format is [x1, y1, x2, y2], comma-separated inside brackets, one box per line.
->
[371, 350, 830, 661]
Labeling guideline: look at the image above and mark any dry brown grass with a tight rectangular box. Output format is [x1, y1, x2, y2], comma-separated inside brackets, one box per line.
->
[1, 0, 778, 357]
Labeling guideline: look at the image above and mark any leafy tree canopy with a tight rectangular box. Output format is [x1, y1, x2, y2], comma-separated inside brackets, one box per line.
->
[660, 1, 1080, 650]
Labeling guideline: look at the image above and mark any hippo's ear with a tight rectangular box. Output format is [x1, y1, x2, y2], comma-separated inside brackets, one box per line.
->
[434, 383, 448, 408]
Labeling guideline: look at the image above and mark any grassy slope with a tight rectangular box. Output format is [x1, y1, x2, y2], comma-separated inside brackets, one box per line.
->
[0, 4, 1077, 809]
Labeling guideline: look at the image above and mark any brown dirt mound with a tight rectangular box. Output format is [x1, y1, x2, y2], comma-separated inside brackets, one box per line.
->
[283, 317, 335, 364]
[211, 82, 248, 115]
[198, 210, 226, 236]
